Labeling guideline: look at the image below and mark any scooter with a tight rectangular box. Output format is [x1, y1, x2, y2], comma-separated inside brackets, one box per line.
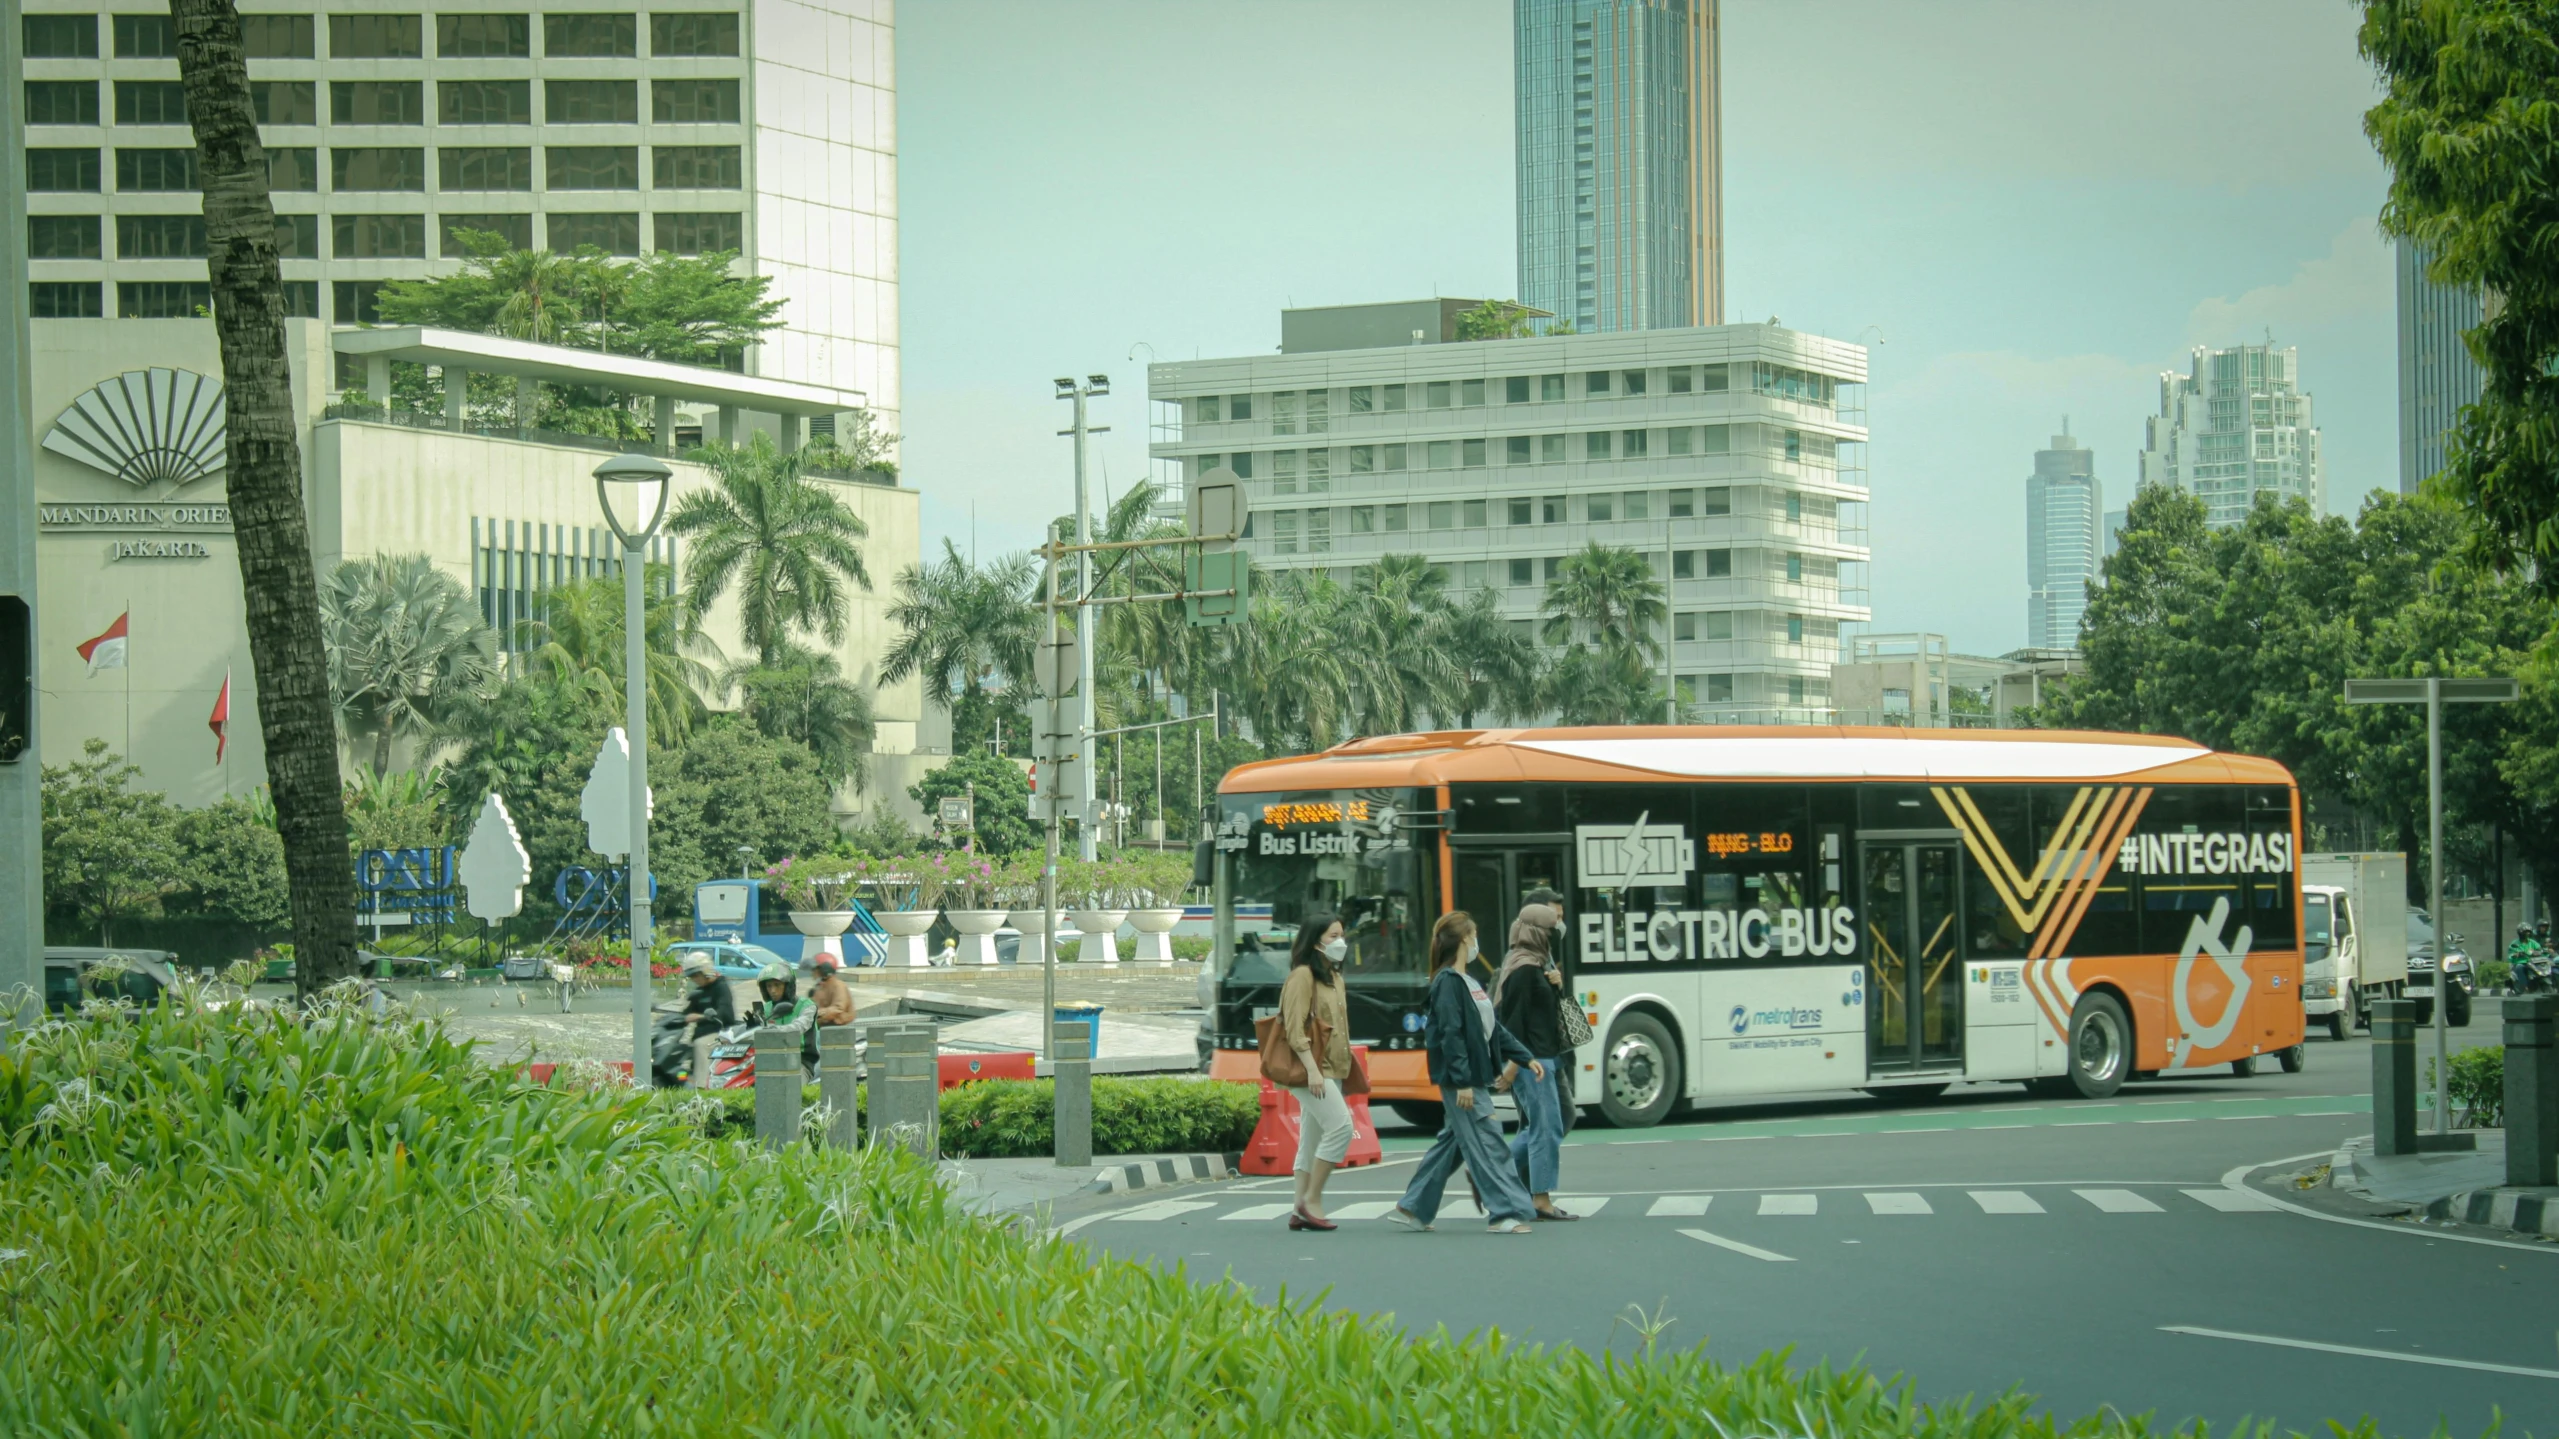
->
[2518, 951, 2557, 996]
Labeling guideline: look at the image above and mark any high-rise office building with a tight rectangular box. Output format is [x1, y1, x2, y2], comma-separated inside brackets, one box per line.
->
[1150, 303, 1871, 724]
[2397, 238, 2485, 495]
[2136, 343, 2321, 528]
[19, 0, 897, 415]
[2024, 428, 2098, 651]
[1515, 0, 1721, 335]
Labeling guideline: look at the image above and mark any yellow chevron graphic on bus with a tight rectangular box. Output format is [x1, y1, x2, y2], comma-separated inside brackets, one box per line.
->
[1931, 785, 2108, 932]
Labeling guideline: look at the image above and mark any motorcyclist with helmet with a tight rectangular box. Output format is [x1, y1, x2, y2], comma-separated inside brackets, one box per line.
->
[752, 960, 814, 1029]
[651, 955, 739, 1086]
[2513, 924, 2555, 995]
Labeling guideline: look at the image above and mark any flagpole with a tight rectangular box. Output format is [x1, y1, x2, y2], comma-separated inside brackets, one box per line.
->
[124, 595, 132, 762]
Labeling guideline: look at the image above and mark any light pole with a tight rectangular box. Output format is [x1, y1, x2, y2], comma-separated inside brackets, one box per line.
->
[2344, 675, 2519, 1134]
[597, 451, 673, 1079]
[1055, 374, 1108, 860]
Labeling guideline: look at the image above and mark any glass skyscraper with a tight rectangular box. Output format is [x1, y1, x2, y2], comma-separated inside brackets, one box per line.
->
[2025, 430, 2099, 651]
[1515, 0, 1721, 334]
[2137, 343, 2322, 528]
[2397, 238, 2485, 495]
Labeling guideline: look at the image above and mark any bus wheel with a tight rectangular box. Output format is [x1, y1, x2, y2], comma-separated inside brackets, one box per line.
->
[2229, 1055, 2258, 1078]
[2064, 992, 2131, 1099]
[1386, 1100, 1444, 1134]
[2276, 1043, 2304, 1074]
[1599, 1011, 1681, 1128]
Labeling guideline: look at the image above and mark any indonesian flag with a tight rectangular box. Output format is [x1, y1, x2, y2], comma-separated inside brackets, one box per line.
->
[209, 671, 231, 763]
[77, 611, 128, 674]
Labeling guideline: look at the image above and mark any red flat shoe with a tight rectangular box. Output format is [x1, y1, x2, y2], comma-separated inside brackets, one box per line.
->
[1293, 1207, 1337, 1231]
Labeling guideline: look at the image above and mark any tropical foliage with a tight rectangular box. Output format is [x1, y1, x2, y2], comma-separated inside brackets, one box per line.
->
[516, 567, 722, 743]
[40, 740, 185, 944]
[375, 234, 785, 367]
[319, 554, 500, 777]
[672, 432, 873, 668]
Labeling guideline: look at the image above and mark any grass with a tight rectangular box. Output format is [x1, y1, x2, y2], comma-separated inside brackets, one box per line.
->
[0, 991, 2424, 1436]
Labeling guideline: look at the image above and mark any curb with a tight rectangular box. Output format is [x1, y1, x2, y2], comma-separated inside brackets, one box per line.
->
[1086, 1153, 1239, 1195]
[2425, 1187, 2559, 1237]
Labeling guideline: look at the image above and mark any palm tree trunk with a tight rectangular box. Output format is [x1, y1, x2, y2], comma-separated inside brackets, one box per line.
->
[171, 0, 358, 998]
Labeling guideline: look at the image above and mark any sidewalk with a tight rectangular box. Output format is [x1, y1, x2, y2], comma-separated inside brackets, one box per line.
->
[2325, 1132, 2559, 1239]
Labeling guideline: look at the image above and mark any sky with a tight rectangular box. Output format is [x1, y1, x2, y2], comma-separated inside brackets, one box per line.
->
[895, 0, 2395, 658]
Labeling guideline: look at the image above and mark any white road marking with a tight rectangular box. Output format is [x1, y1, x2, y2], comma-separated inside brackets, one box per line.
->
[1647, 1195, 1712, 1216]
[2222, 1155, 2559, 1258]
[1864, 1192, 1932, 1215]
[1969, 1190, 2046, 1214]
[1440, 1198, 1485, 1220]
[1759, 1193, 1818, 1215]
[2181, 1187, 2278, 1213]
[1329, 1201, 1396, 1221]
[1108, 1199, 1215, 1223]
[2135, 1118, 2195, 1125]
[1053, 1213, 1113, 1237]
[2076, 1188, 2164, 1213]
[1221, 1203, 1297, 1222]
[1680, 1227, 1795, 1262]
[1556, 1196, 1610, 1215]
[2162, 1326, 2559, 1380]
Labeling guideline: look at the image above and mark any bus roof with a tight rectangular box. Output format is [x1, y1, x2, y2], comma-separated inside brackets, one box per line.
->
[1218, 725, 2294, 794]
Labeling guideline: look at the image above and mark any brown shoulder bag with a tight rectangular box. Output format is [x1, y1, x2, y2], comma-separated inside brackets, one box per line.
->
[1255, 1012, 1308, 1088]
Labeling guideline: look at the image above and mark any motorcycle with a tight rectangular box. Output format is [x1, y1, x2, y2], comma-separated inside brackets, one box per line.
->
[2519, 950, 2557, 996]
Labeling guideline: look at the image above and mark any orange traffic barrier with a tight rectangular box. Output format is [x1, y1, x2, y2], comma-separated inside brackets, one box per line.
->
[938, 1051, 1035, 1090]
[1237, 1046, 1383, 1175]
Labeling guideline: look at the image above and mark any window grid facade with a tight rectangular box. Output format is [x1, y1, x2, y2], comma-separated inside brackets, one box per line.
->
[1152, 317, 1871, 726]
[2137, 343, 2321, 528]
[2024, 432, 2099, 652]
[2397, 238, 2485, 496]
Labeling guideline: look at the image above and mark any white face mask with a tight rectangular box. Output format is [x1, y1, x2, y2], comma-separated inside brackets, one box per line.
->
[1322, 937, 1348, 963]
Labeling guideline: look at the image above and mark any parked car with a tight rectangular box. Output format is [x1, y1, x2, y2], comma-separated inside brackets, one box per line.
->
[664, 940, 804, 980]
[42, 947, 181, 1014]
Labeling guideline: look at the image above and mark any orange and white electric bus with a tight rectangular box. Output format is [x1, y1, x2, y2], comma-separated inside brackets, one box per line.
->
[1201, 726, 2306, 1128]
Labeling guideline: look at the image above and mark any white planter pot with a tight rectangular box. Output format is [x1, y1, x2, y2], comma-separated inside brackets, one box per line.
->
[944, 908, 1008, 966]
[877, 909, 940, 969]
[1009, 909, 1064, 965]
[1072, 909, 1130, 966]
[791, 909, 856, 967]
[1130, 908, 1186, 965]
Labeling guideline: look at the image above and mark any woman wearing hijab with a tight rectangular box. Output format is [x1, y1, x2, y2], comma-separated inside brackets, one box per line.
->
[1494, 902, 1575, 1220]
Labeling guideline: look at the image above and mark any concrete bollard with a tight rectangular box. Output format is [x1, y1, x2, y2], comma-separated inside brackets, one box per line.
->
[817, 1024, 859, 1152]
[2371, 998, 2419, 1157]
[2505, 995, 2559, 1188]
[1054, 1018, 1093, 1169]
[865, 1020, 938, 1159]
[753, 1026, 802, 1152]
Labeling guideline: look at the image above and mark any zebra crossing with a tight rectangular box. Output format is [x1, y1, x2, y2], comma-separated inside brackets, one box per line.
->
[1080, 1185, 2281, 1228]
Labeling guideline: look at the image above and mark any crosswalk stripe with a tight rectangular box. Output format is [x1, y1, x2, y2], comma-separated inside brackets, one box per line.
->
[1759, 1193, 1818, 1215]
[1680, 1227, 1794, 1262]
[1441, 1198, 1485, 1220]
[2182, 1187, 2278, 1212]
[1562, 1196, 1609, 1216]
[1109, 1199, 1215, 1223]
[1864, 1192, 1932, 1215]
[1969, 1190, 2046, 1214]
[2076, 1188, 2164, 1213]
[1221, 1203, 1297, 1222]
[1647, 1195, 1712, 1216]
[1330, 1201, 1397, 1221]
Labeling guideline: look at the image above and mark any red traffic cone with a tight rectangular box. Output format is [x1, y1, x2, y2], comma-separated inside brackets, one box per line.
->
[1342, 1046, 1383, 1167]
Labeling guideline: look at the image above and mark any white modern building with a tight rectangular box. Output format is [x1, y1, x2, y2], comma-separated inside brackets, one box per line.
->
[20, 0, 896, 424]
[1148, 300, 1871, 724]
[2137, 342, 2321, 528]
[2024, 427, 2098, 651]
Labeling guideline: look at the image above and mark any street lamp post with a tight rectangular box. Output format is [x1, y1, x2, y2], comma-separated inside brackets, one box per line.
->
[1055, 374, 1109, 860]
[2344, 675, 2519, 1135]
[597, 452, 674, 1080]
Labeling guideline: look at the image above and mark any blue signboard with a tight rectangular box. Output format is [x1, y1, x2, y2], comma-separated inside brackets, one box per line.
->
[355, 846, 457, 921]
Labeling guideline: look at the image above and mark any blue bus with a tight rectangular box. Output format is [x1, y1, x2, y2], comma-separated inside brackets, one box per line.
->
[691, 879, 888, 965]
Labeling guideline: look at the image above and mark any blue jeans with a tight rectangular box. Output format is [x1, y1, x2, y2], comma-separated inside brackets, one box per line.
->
[1509, 1056, 1564, 1195]
[1397, 1085, 1537, 1226]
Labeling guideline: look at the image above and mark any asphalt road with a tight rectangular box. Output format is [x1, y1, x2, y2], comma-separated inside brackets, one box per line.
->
[1065, 1012, 2558, 1438]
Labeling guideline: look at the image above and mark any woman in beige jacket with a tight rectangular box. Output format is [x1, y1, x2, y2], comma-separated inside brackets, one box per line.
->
[1279, 911, 1355, 1230]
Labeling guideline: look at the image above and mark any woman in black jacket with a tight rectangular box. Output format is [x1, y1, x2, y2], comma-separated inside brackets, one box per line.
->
[1494, 902, 1575, 1220]
[1387, 911, 1544, 1235]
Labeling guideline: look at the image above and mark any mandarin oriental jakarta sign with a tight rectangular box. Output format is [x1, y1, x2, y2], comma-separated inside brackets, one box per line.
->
[42, 369, 228, 495]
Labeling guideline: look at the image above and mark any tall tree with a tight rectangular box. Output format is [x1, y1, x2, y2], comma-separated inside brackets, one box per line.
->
[1341, 555, 1463, 736]
[319, 554, 499, 777]
[517, 568, 720, 741]
[2360, 1, 2559, 586]
[41, 741, 185, 945]
[880, 540, 1041, 710]
[1436, 589, 1546, 728]
[172, 0, 359, 994]
[1540, 542, 1667, 658]
[728, 641, 877, 794]
[670, 433, 871, 667]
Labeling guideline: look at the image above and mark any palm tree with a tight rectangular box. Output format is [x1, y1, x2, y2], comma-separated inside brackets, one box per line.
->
[1541, 541, 1668, 660]
[517, 569, 721, 742]
[880, 540, 1041, 709]
[1545, 642, 1666, 726]
[319, 555, 501, 777]
[671, 432, 873, 667]
[728, 642, 876, 794]
[1225, 568, 1354, 753]
[1341, 554, 1463, 736]
[491, 246, 591, 347]
[172, 0, 364, 993]
[1435, 589, 1545, 728]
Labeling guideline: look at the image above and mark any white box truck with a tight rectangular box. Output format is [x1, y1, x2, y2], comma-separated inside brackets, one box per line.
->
[2298, 852, 2408, 1040]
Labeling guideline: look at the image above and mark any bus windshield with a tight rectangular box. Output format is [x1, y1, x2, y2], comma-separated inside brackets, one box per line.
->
[1217, 787, 1437, 987]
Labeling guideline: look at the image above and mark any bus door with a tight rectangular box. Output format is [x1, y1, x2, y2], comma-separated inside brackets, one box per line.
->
[1451, 841, 1571, 964]
[1861, 839, 1966, 1074]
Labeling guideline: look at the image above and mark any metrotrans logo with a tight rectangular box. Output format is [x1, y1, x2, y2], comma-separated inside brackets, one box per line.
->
[1730, 1004, 1824, 1035]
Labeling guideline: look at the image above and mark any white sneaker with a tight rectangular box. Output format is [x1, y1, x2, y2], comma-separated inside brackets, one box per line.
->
[1487, 1218, 1533, 1235]
[1385, 1207, 1432, 1233]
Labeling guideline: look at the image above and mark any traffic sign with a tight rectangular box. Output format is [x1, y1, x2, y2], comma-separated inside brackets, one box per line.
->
[1185, 550, 1249, 627]
[938, 795, 973, 830]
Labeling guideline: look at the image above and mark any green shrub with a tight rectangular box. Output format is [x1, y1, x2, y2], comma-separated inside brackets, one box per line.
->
[940, 1075, 1259, 1157]
[2475, 956, 2513, 991]
[2429, 1044, 2505, 1127]
[0, 1001, 2407, 1435]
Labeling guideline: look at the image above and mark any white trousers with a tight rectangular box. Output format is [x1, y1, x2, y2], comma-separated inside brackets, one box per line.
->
[1287, 1079, 1354, 1168]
